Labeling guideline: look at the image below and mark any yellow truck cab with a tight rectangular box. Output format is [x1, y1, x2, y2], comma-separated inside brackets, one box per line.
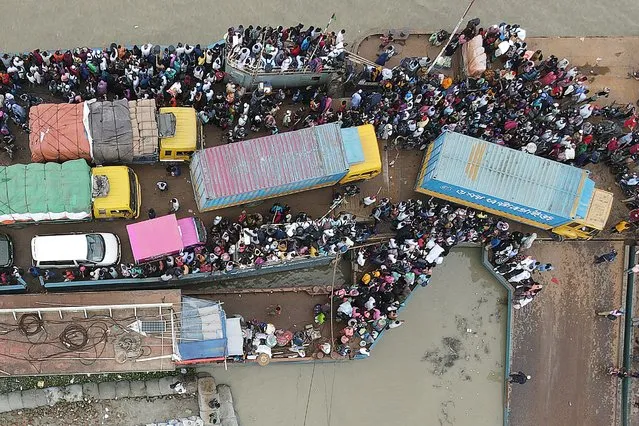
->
[550, 189, 613, 240]
[158, 107, 203, 162]
[339, 124, 382, 183]
[92, 166, 142, 220]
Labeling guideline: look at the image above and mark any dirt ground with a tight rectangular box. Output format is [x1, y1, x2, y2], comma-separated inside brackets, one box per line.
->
[0, 394, 199, 426]
[508, 240, 625, 426]
[197, 290, 330, 335]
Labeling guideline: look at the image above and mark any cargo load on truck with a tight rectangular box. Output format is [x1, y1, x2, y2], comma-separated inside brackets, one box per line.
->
[129, 99, 160, 162]
[415, 132, 613, 239]
[190, 123, 350, 211]
[28, 103, 92, 163]
[29, 100, 160, 164]
[0, 159, 92, 224]
[87, 99, 135, 164]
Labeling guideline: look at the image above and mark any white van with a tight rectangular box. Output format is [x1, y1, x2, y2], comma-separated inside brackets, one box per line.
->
[31, 233, 121, 268]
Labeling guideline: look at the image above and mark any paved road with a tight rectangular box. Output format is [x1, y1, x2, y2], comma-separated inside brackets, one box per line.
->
[2, 0, 639, 52]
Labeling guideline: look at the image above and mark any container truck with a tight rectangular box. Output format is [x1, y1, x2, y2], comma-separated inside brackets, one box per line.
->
[415, 131, 613, 240]
[189, 123, 382, 211]
[28, 101, 202, 164]
[0, 159, 141, 225]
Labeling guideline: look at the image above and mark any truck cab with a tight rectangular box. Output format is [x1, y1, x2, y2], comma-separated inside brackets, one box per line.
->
[550, 189, 613, 240]
[92, 166, 142, 220]
[158, 107, 203, 162]
[339, 124, 382, 183]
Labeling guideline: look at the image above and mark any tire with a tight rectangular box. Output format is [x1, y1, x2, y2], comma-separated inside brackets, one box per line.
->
[550, 233, 565, 242]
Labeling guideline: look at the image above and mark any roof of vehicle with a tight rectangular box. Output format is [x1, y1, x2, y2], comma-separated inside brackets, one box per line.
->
[342, 124, 382, 175]
[158, 107, 197, 150]
[92, 166, 132, 212]
[126, 214, 183, 263]
[417, 131, 593, 223]
[32, 234, 92, 261]
[192, 122, 349, 199]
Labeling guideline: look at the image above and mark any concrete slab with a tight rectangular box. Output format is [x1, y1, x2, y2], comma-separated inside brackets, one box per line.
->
[218, 402, 236, 420]
[7, 391, 23, 411]
[129, 380, 147, 398]
[220, 419, 239, 426]
[509, 241, 625, 426]
[97, 382, 117, 400]
[145, 379, 162, 397]
[115, 381, 131, 399]
[197, 377, 216, 395]
[82, 382, 99, 400]
[217, 385, 233, 404]
[43, 387, 64, 406]
[63, 384, 83, 402]
[21, 389, 47, 409]
[0, 393, 11, 413]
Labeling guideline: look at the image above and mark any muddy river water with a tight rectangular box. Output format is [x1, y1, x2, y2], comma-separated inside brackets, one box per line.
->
[201, 247, 507, 426]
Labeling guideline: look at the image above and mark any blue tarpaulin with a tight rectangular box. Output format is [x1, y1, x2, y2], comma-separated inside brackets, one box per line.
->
[178, 297, 227, 360]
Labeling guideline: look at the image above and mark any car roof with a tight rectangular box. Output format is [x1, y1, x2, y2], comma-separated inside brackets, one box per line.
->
[32, 234, 90, 261]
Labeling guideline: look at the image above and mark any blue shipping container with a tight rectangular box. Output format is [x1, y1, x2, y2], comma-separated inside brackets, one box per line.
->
[415, 132, 595, 227]
[190, 123, 349, 211]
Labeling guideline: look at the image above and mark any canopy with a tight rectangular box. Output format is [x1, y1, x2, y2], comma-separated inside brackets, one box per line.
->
[126, 214, 183, 263]
[177, 297, 228, 361]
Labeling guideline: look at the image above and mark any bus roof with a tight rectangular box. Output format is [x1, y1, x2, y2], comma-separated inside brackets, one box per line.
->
[159, 107, 197, 150]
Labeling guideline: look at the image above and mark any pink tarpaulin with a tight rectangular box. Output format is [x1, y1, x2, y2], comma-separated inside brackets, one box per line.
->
[126, 214, 183, 264]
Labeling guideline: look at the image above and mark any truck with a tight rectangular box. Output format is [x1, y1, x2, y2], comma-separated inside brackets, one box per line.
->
[28, 101, 203, 164]
[189, 123, 382, 211]
[0, 159, 141, 225]
[126, 214, 207, 264]
[415, 131, 613, 240]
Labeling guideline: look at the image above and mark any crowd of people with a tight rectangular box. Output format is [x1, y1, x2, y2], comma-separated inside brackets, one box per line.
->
[226, 24, 346, 73]
[0, 23, 349, 147]
[34, 201, 375, 284]
[487, 231, 553, 308]
[346, 20, 639, 204]
[331, 196, 509, 356]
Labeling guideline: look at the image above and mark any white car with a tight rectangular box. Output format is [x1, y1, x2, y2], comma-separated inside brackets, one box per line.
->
[31, 233, 121, 268]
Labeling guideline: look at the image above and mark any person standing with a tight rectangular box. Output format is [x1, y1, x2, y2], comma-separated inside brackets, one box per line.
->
[508, 371, 531, 384]
[169, 198, 180, 213]
[363, 195, 377, 206]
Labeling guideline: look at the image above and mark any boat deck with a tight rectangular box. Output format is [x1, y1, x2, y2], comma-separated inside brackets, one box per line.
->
[0, 290, 180, 376]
